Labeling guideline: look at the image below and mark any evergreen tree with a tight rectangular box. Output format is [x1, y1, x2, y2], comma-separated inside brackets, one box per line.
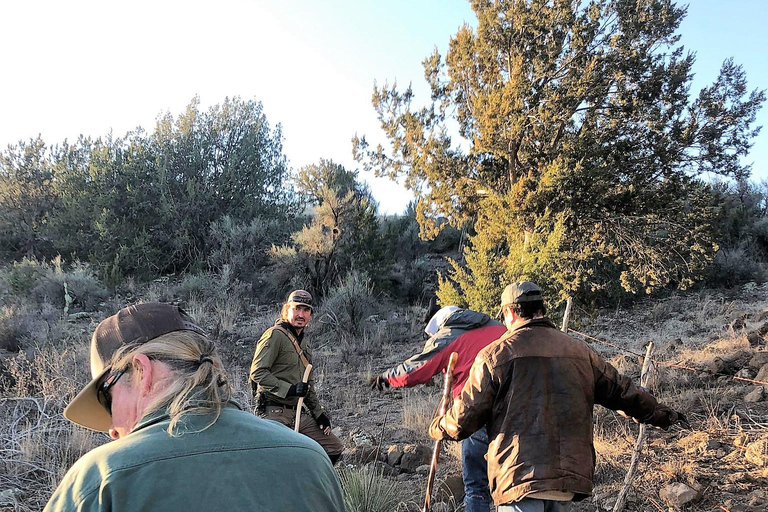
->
[355, 0, 764, 308]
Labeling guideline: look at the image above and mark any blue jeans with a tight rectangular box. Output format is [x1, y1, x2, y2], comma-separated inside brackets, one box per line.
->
[461, 426, 491, 512]
[498, 499, 572, 512]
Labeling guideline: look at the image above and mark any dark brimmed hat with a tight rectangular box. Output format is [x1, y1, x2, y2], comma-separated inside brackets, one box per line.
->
[63, 303, 206, 432]
[496, 281, 543, 318]
[286, 289, 313, 310]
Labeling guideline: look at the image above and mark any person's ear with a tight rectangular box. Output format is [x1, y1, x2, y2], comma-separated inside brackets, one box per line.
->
[131, 353, 154, 396]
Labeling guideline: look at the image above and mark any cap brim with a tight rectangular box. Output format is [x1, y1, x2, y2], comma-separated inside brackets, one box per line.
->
[288, 301, 314, 310]
[63, 367, 113, 432]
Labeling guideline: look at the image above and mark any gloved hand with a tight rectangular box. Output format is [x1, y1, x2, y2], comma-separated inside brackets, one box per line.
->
[428, 415, 446, 440]
[369, 375, 390, 391]
[287, 382, 309, 397]
[668, 409, 691, 429]
[316, 413, 331, 431]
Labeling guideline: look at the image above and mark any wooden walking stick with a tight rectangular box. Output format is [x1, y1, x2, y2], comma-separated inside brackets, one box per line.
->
[612, 342, 655, 512]
[422, 352, 459, 512]
[294, 363, 313, 432]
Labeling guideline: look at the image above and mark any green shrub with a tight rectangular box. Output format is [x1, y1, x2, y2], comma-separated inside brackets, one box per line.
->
[4, 258, 46, 296]
[338, 466, 402, 512]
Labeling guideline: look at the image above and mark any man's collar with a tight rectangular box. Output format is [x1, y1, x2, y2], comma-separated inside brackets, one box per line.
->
[276, 319, 304, 341]
[508, 316, 556, 333]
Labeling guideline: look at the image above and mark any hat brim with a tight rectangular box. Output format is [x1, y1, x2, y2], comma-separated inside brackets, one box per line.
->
[288, 300, 314, 310]
[63, 367, 113, 432]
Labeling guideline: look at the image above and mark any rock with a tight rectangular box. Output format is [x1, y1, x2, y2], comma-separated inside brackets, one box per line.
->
[731, 315, 748, 330]
[747, 488, 768, 507]
[745, 386, 765, 403]
[350, 429, 374, 447]
[706, 439, 722, 450]
[396, 473, 410, 482]
[758, 321, 768, 336]
[659, 482, 698, 507]
[400, 444, 432, 473]
[744, 438, 768, 467]
[706, 357, 729, 374]
[387, 444, 404, 466]
[756, 364, 768, 383]
[747, 331, 763, 347]
[436, 474, 465, 503]
[345, 443, 379, 464]
[416, 464, 430, 475]
[749, 352, 768, 369]
[736, 368, 755, 379]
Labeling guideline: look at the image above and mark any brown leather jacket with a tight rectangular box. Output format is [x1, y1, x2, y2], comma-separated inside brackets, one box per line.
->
[431, 317, 677, 505]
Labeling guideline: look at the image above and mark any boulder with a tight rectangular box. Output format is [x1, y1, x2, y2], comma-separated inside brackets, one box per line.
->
[345, 443, 379, 464]
[749, 352, 768, 369]
[744, 438, 767, 467]
[659, 482, 698, 507]
[745, 386, 765, 403]
[416, 464, 430, 475]
[400, 444, 432, 473]
[756, 364, 768, 383]
[387, 444, 404, 466]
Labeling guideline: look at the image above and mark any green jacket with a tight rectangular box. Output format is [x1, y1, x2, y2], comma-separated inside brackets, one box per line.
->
[44, 404, 344, 512]
[250, 321, 324, 418]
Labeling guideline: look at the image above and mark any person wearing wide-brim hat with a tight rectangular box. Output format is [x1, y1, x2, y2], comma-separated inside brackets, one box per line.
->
[429, 282, 690, 512]
[45, 302, 344, 512]
[249, 289, 344, 463]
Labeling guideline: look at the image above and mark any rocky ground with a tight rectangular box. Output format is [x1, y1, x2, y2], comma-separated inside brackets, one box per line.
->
[2, 282, 768, 511]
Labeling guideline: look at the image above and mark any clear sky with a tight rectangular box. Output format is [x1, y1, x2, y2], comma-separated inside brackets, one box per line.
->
[1, 0, 765, 214]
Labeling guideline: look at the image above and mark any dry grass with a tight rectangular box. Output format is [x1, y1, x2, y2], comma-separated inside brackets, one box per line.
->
[1, 337, 105, 511]
[3, 279, 768, 511]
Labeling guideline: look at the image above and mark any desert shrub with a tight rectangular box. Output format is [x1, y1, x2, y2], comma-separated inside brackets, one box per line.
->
[0, 305, 25, 352]
[1, 257, 107, 311]
[706, 247, 766, 288]
[3, 258, 46, 296]
[260, 244, 311, 300]
[173, 267, 251, 333]
[1, 338, 103, 511]
[207, 215, 291, 281]
[317, 271, 377, 340]
[338, 466, 402, 512]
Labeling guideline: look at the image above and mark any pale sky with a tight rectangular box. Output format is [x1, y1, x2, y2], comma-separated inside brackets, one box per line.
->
[1, 0, 765, 214]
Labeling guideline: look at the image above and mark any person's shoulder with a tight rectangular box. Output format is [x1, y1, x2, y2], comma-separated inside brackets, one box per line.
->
[46, 434, 138, 509]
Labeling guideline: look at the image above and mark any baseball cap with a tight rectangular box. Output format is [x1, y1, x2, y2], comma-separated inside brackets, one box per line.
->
[63, 303, 206, 432]
[286, 289, 313, 310]
[496, 282, 543, 318]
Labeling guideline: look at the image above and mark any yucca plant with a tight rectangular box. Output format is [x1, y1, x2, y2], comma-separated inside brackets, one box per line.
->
[338, 465, 401, 512]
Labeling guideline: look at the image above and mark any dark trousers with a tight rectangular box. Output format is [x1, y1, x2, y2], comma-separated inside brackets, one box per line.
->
[264, 405, 344, 462]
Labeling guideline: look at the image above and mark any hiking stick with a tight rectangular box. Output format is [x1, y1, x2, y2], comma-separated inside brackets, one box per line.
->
[612, 342, 655, 512]
[422, 352, 459, 512]
[294, 363, 313, 432]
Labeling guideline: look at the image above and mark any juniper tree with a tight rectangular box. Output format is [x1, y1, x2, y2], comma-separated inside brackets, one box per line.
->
[355, 0, 764, 309]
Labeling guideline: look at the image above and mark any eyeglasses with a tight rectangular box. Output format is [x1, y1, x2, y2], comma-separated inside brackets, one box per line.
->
[97, 367, 126, 415]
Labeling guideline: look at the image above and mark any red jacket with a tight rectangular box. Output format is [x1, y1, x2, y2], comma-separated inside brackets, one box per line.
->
[382, 309, 506, 397]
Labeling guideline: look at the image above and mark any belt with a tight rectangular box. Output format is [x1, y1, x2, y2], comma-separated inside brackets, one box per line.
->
[265, 401, 297, 410]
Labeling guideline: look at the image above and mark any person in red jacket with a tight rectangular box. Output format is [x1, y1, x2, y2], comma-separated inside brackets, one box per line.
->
[370, 305, 506, 512]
